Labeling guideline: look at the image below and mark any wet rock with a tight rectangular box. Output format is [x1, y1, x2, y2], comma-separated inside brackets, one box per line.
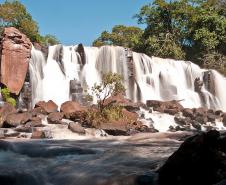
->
[174, 117, 191, 126]
[194, 115, 208, 125]
[31, 107, 47, 116]
[4, 130, 20, 137]
[182, 108, 194, 118]
[207, 113, 216, 122]
[15, 125, 32, 133]
[164, 109, 179, 115]
[5, 112, 32, 127]
[146, 100, 183, 114]
[68, 122, 85, 134]
[25, 117, 43, 127]
[31, 130, 46, 139]
[215, 110, 223, 117]
[191, 121, 201, 130]
[35, 100, 58, 114]
[194, 77, 203, 93]
[47, 112, 64, 124]
[0, 129, 5, 138]
[104, 94, 141, 112]
[0, 27, 32, 94]
[60, 101, 87, 120]
[223, 113, 226, 127]
[0, 103, 17, 127]
[158, 130, 226, 185]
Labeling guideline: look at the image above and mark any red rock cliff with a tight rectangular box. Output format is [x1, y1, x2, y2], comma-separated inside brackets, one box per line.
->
[0, 27, 32, 94]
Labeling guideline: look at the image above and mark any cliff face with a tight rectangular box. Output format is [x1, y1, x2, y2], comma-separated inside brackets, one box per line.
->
[0, 27, 32, 95]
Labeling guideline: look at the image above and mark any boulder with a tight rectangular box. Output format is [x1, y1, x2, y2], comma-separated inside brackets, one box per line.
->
[35, 100, 58, 114]
[0, 129, 5, 139]
[0, 27, 32, 94]
[60, 101, 86, 120]
[0, 103, 17, 127]
[104, 94, 140, 112]
[25, 116, 43, 127]
[182, 108, 194, 118]
[47, 112, 64, 124]
[68, 122, 85, 134]
[31, 130, 46, 139]
[146, 100, 183, 114]
[158, 130, 226, 185]
[5, 112, 32, 127]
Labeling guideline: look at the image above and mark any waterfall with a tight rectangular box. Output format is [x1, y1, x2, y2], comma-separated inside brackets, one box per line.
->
[30, 45, 226, 111]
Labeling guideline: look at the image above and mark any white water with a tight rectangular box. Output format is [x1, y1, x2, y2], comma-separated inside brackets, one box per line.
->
[30, 45, 226, 111]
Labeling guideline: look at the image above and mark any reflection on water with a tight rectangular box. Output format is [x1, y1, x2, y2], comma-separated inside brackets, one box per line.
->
[0, 132, 190, 185]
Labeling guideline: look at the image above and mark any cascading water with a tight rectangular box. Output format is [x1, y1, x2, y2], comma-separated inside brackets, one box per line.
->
[30, 45, 226, 111]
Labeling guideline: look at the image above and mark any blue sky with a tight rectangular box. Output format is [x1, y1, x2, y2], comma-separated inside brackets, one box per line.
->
[1, 0, 151, 45]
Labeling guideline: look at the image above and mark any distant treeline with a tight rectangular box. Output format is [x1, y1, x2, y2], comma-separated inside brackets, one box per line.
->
[93, 0, 226, 74]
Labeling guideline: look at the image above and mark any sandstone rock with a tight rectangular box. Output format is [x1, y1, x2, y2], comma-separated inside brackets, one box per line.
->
[103, 94, 140, 113]
[146, 100, 183, 114]
[31, 130, 45, 139]
[5, 112, 32, 127]
[35, 100, 58, 114]
[182, 108, 194, 118]
[60, 101, 86, 120]
[15, 125, 32, 133]
[158, 130, 226, 185]
[0, 27, 32, 94]
[0, 103, 17, 127]
[25, 117, 43, 127]
[68, 122, 85, 134]
[47, 112, 64, 124]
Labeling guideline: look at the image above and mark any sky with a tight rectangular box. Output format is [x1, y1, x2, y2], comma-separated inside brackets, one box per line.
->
[1, 0, 151, 46]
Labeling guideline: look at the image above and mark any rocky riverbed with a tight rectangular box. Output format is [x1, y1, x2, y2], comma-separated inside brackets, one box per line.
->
[0, 132, 189, 185]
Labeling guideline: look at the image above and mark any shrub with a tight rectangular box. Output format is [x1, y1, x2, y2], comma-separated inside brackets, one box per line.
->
[1, 87, 16, 107]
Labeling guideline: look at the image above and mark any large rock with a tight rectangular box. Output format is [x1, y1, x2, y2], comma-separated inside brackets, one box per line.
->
[35, 100, 58, 114]
[146, 100, 184, 114]
[0, 103, 17, 127]
[158, 130, 226, 185]
[104, 94, 140, 112]
[0, 27, 32, 94]
[47, 112, 64, 124]
[5, 112, 32, 127]
[68, 122, 85, 134]
[60, 101, 87, 120]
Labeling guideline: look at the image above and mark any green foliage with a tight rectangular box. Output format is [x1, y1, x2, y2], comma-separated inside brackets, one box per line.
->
[41, 34, 60, 46]
[93, 25, 143, 49]
[1, 87, 16, 106]
[0, 0, 60, 44]
[86, 105, 123, 128]
[86, 73, 125, 127]
[135, 0, 226, 70]
[90, 72, 125, 112]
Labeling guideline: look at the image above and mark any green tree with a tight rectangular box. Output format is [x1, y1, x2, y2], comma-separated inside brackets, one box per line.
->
[93, 25, 143, 49]
[0, 0, 40, 42]
[134, 0, 226, 72]
[41, 34, 60, 46]
[0, 0, 60, 44]
[90, 72, 125, 112]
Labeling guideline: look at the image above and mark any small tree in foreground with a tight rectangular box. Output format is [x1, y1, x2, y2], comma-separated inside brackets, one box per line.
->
[90, 72, 125, 112]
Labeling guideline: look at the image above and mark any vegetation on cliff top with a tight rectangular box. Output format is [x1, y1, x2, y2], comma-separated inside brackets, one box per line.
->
[0, 0, 59, 45]
[93, 0, 226, 74]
